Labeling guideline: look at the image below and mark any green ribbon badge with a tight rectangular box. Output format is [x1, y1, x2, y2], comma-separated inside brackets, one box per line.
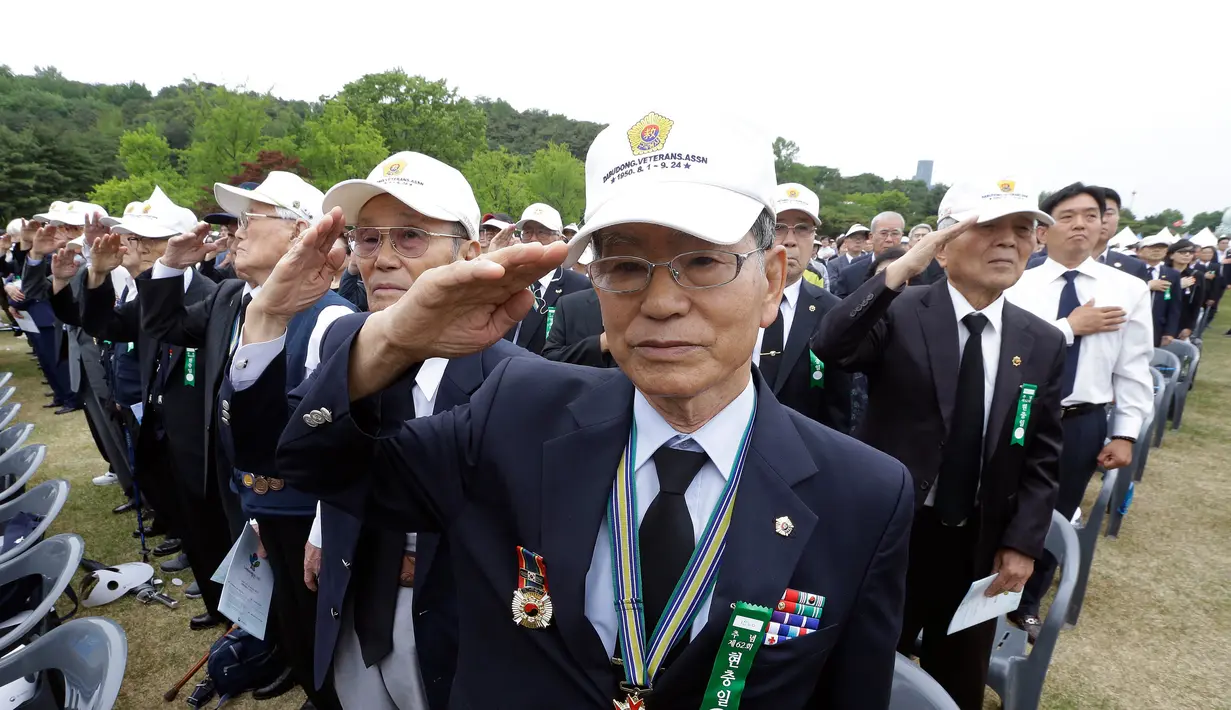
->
[808, 351, 825, 389]
[184, 348, 197, 387]
[544, 306, 556, 337]
[700, 602, 772, 710]
[1011, 383, 1037, 446]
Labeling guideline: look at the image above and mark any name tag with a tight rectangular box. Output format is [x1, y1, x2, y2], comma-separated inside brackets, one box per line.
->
[1011, 384, 1037, 446]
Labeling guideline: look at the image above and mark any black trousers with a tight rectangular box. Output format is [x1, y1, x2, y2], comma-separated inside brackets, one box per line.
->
[898, 508, 996, 710]
[255, 513, 341, 710]
[31, 326, 76, 406]
[1020, 407, 1107, 616]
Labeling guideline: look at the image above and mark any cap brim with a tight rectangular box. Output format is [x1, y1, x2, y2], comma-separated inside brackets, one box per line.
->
[31, 213, 52, 222]
[110, 219, 179, 239]
[203, 213, 237, 225]
[566, 182, 766, 268]
[481, 219, 511, 230]
[323, 180, 476, 240]
[49, 215, 87, 227]
[515, 218, 564, 233]
[950, 204, 1056, 227]
[99, 216, 124, 227]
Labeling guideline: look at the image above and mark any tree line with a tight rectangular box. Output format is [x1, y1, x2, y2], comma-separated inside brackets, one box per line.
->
[0, 66, 1223, 236]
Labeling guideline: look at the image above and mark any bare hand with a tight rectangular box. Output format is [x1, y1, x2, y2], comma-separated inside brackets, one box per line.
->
[1178, 328, 1192, 340]
[89, 233, 127, 278]
[251, 521, 267, 559]
[6, 307, 18, 321]
[1181, 276, 1197, 289]
[1160, 335, 1174, 346]
[488, 224, 517, 251]
[1148, 278, 1171, 293]
[4, 283, 25, 302]
[83, 212, 109, 246]
[1206, 299, 1216, 307]
[1067, 299, 1127, 335]
[986, 548, 1034, 596]
[599, 331, 609, 353]
[883, 217, 976, 290]
[1097, 438, 1133, 470]
[245, 207, 348, 343]
[50, 247, 81, 293]
[161, 223, 221, 270]
[19, 220, 37, 249]
[30, 224, 59, 259]
[1205, 271, 1216, 280]
[303, 541, 321, 592]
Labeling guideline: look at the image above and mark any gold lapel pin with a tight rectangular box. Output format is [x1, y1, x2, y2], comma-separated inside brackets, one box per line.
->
[1012, 356, 1022, 367]
[809, 304, 816, 312]
[774, 516, 795, 537]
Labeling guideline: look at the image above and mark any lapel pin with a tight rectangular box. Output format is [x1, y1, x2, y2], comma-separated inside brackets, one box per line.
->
[809, 304, 816, 312]
[1114, 262, 1122, 267]
[555, 288, 563, 294]
[1012, 356, 1022, 367]
[774, 516, 795, 537]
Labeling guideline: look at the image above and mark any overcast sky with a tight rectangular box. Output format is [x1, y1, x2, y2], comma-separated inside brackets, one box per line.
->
[5, 0, 1228, 220]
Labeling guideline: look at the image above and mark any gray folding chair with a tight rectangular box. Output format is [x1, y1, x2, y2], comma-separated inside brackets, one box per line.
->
[0, 444, 46, 504]
[0, 423, 34, 464]
[0, 372, 11, 389]
[0, 480, 70, 565]
[1134, 367, 1165, 482]
[0, 403, 20, 433]
[987, 511, 1079, 710]
[0, 386, 13, 407]
[1069, 468, 1116, 625]
[0, 534, 84, 651]
[890, 653, 960, 709]
[0, 617, 126, 710]
[1149, 349, 1180, 447]
[1160, 340, 1199, 430]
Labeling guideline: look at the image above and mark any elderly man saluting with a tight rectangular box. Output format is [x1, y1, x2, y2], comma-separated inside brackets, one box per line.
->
[236, 110, 913, 709]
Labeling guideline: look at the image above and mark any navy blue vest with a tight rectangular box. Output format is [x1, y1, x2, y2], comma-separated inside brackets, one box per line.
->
[227, 290, 355, 517]
[110, 342, 143, 407]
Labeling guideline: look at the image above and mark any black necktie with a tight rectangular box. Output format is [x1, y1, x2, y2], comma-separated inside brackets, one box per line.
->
[758, 299, 785, 386]
[936, 313, 988, 526]
[640, 446, 708, 645]
[230, 293, 253, 357]
[1056, 271, 1082, 399]
[1098, 253, 1106, 264]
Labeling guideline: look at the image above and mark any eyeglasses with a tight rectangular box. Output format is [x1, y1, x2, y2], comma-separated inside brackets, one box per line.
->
[588, 249, 761, 293]
[874, 230, 904, 239]
[238, 212, 294, 230]
[774, 223, 817, 239]
[1173, 249, 1195, 255]
[516, 227, 560, 243]
[345, 226, 465, 259]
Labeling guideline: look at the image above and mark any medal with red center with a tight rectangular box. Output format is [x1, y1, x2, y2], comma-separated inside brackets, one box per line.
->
[511, 546, 553, 629]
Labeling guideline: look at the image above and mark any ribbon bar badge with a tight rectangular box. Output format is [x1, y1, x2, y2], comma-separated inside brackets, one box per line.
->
[1011, 383, 1038, 447]
[512, 546, 553, 629]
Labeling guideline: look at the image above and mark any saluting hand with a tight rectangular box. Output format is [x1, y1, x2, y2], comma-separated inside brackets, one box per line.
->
[50, 247, 81, 294]
[349, 240, 569, 400]
[883, 217, 976, 290]
[245, 207, 348, 345]
[89, 232, 127, 283]
[161, 223, 221, 270]
[83, 211, 108, 246]
[30, 224, 59, 259]
[487, 224, 517, 251]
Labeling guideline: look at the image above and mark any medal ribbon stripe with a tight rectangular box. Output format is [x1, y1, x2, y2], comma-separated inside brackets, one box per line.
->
[610, 397, 757, 689]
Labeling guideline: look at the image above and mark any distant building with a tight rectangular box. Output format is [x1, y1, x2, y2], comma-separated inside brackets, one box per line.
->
[914, 160, 934, 187]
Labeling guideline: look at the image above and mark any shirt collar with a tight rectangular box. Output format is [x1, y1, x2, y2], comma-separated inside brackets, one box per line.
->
[631, 377, 757, 479]
[947, 281, 1004, 334]
[242, 282, 263, 300]
[1041, 256, 1101, 280]
[781, 278, 802, 310]
[182, 267, 194, 293]
[538, 267, 559, 291]
[415, 357, 449, 404]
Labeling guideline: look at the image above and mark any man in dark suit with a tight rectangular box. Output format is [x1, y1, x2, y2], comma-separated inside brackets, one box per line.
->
[1088, 187, 1150, 281]
[230, 151, 526, 710]
[825, 226, 869, 287]
[241, 112, 912, 710]
[758, 183, 854, 432]
[543, 289, 615, 367]
[815, 177, 1063, 709]
[832, 212, 905, 298]
[1135, 234, 1182, 346]
[1195, 245, 1224, 336]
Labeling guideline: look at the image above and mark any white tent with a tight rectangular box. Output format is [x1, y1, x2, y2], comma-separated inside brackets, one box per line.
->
[1152, 227, 1174, 242]
[1109, 227, 1138, 249]
[1190, 227, 1218, 249]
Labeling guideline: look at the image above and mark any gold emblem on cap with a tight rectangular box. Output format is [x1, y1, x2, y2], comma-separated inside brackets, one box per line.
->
[627, 112, 674, 156]
[1012, 356, 1022, 367]
[998, 180, 1016, 193]
[384, 159, 407, 177]
[774, 516, 795, 537]
[142, 203, 153, 214]
[787, 187, 800, 198]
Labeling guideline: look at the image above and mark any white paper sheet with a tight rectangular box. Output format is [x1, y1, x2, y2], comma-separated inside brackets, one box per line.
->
[947, 573, 1022, 635]
[11, 311, 37, 334]
[216, 523, 273, 639]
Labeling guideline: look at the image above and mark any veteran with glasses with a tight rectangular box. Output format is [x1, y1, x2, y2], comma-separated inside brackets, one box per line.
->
[833, 211, 912, 297]
[243, 110, 911, 710]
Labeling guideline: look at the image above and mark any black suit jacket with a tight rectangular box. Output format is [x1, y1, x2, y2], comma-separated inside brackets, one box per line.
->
[504, 267, 591, 355]
[1196, 260, 1226, 306]
[909, 259, 946, 287]
[270, 349, 912, 709]
[140, 274, 248, 522]
[765, 281, 854, 433]
[542, 289, 615, 368]
[1099, 250, 1150, 281]
[1147, 264, 1182, 345]
[814, 273, 1063, 570]
[1175, 266, 1204, 334]
[832, 254, 873, 298]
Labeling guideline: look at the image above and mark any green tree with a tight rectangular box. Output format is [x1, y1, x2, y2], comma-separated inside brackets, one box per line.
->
[1187, 210, 1225, 234]
[89, 171, 196, 214]
[476, 97, 603, 159]
[116, 123, 172, 176]
[180, 86, 272, 188]
[773, 137, 800, 178]
[338, 70, 486, 166]
[281, 101, 388, 189]
[461, 148, 532, 217]
[525, 143, 586, 224]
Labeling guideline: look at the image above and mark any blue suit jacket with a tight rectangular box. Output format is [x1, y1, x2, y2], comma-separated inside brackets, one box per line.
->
[1150, 264, 1182, 345]
[264, 333, 913, 710]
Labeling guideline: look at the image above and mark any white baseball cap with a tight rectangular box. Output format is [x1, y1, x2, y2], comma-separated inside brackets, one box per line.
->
[5, 219, 22, 237]
[563, 222, 580, 235]
[1139, 229, 1174, 248]
[481, 218, 511, 231]
[323, 152, 481, 241]
[938, 178, 1055, 226]
[215, 172, 324, 226]
[843, 223, 870, 238]
[566, 108, 776, 267]
[101, 202, 145, 228]
[516, 204, 564, 234]
[34, 201, 107, 227]
[109, 187, 198, 239]
[775, 183, 822, 228]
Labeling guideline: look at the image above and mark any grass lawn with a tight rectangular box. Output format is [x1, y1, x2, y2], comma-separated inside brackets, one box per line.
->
[0, 315, 1227, 709]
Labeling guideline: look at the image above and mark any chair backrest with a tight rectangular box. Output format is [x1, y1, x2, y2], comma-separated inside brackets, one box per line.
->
[1068, 468, 1117, 627]
[890, 653, 960, 709]
[0, 617, 126, 710]
[0, 534, 83, 652]
[0, 443, 45, 504]
[0, 423, 34, 463]
[1160, 340, 1199, 381]
[1150, 348, 1181, 381]
[0, 480, 70, 565]
[0, 404, 19, 433]
[0, 372, 11, 389]
[0, 386, 13, 407]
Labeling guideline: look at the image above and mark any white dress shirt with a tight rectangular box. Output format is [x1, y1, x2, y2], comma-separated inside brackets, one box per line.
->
[585, 378, 756, 657]
[752, 278, 802, 366]
[1005, 257, 1154, 438]
[924, 283, 1003, 507]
